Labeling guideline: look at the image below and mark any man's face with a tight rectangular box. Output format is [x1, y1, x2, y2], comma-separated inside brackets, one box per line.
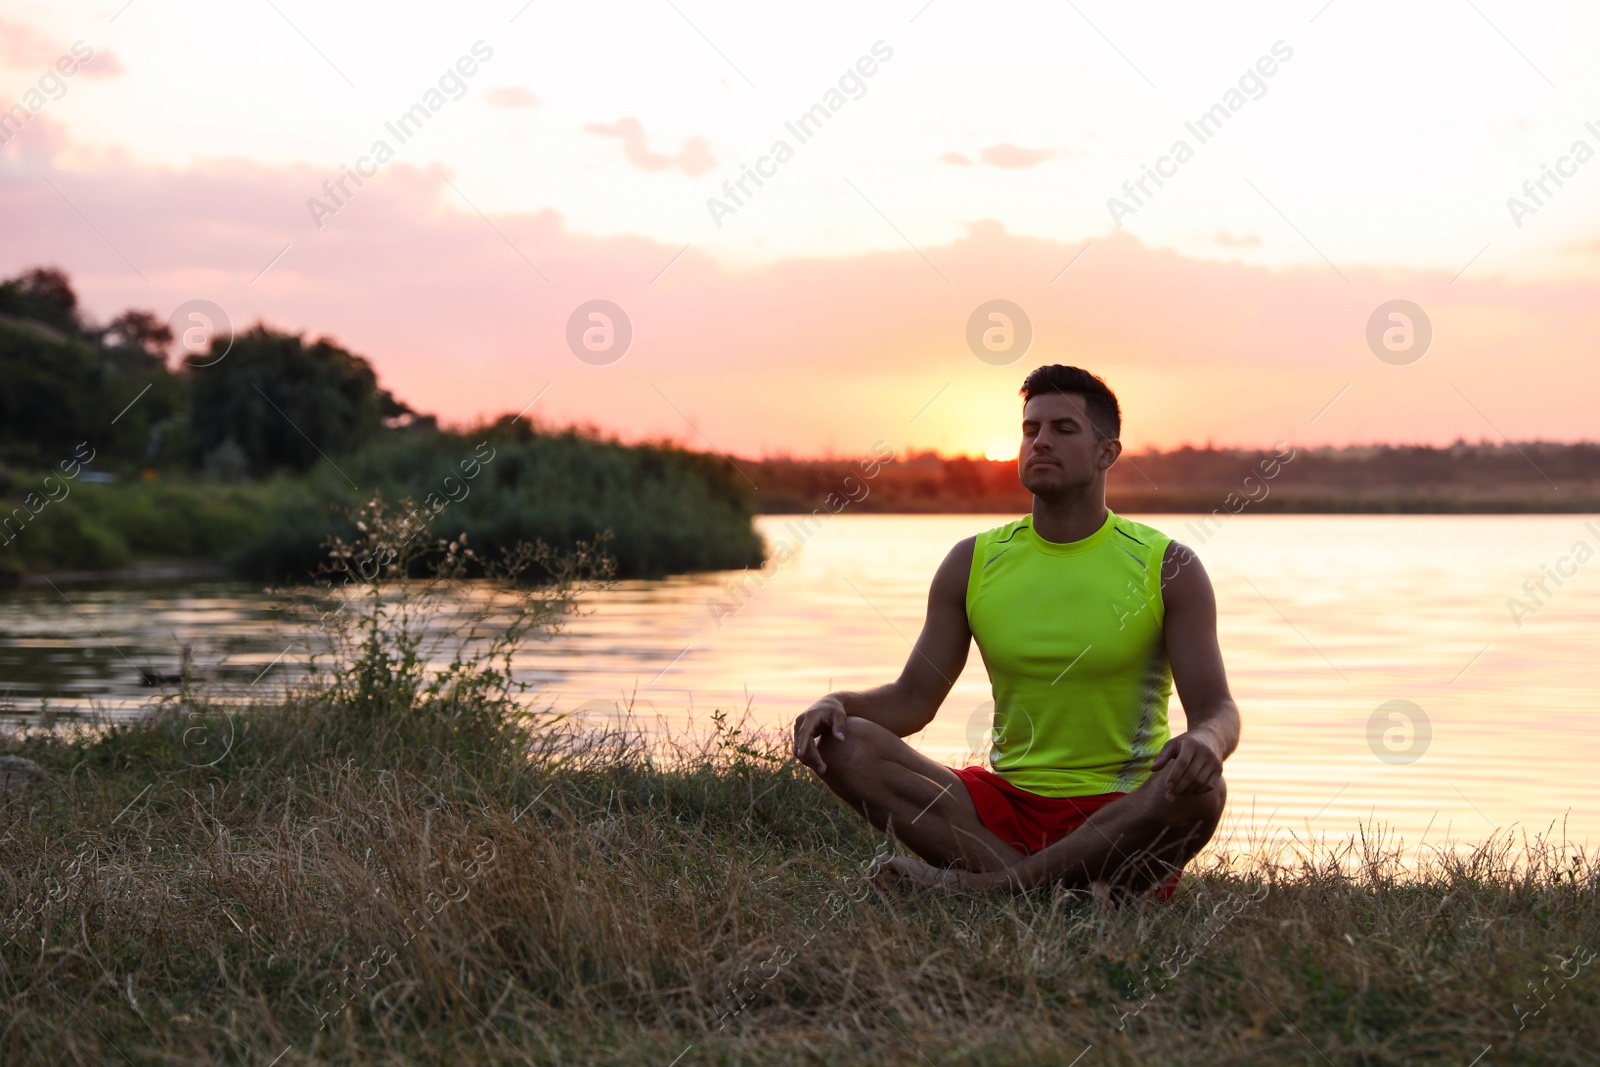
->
[1016, 392, 1121, 497]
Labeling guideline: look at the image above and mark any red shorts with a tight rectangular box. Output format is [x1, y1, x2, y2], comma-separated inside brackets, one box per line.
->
[954, 765, 1182, 900]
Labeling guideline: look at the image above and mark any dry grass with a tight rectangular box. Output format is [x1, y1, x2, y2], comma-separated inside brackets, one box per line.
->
[2, 697, 1595, 1066]
[2, 506, 1594, 1065]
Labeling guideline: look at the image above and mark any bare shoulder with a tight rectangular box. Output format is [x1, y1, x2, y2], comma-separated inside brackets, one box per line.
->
[1160, 540, 1215, 605]
[938, 534, 979, 575]
[1161, 538, 1199, 573]
[930, 536, 979, 604]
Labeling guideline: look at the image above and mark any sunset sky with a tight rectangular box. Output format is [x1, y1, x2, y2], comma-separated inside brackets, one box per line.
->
[3, 0, 1599, 457]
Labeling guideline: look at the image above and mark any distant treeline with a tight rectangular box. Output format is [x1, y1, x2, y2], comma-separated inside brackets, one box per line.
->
[748, 442, 1600, 514]
[0, 266, 762, 581]
[0, 266, 412, 477]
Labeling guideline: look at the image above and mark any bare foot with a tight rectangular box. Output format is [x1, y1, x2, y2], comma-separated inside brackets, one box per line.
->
[868, 855, 1003, 894]
[868, 854, 947, 891]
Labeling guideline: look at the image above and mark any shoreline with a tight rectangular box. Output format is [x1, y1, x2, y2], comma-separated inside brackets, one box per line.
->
[7, 509, 1600, 588]
[6, 561, 233, 587]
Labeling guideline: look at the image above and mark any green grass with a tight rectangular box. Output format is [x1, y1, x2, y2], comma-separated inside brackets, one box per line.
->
[0, 476, 294, 575]
[1, 509, 1594, 1065]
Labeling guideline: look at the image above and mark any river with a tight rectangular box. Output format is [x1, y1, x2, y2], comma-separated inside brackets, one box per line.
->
[4, 513, 1597, 852]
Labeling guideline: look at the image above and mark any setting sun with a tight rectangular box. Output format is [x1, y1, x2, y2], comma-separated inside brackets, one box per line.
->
[983, 440, 1018, 462]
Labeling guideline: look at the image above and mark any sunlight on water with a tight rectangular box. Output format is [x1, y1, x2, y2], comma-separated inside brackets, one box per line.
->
[4, 513, 1597, 854]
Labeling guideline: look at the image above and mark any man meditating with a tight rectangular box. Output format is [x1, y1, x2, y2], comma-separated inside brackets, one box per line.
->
[792, 365, 1239, 897]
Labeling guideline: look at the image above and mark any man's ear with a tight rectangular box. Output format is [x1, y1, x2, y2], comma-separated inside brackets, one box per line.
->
[1097, 437, 1123, 471]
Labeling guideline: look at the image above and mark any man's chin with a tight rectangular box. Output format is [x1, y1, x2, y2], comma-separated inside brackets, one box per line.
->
[1021, 470, 1076, 497]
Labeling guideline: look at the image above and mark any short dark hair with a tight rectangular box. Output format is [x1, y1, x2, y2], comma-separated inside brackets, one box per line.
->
[1019, 365, 1121, 441]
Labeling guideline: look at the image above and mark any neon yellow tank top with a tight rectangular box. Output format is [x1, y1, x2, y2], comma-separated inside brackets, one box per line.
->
[965, 509, 1173, 797]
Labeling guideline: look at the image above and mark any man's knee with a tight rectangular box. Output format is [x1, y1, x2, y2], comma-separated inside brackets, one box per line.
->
[815, 717, 896, 794]
[1168, 776, 1226, 843]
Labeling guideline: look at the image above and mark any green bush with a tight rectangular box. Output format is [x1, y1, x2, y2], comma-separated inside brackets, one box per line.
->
[0, 497, 130, 572]
[0, 426, 764, 581]
[227, 425, 765, 581]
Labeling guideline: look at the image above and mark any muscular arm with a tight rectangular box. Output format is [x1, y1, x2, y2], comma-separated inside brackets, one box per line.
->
[793, 537, 974, 771]
[1152, 540, 1239, 796]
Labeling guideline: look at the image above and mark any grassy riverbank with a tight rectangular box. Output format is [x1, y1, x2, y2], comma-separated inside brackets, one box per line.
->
[1, 547, 1593, 1066]
[4, 702, 1596, 1064]
[3, 508, 1595, 1066]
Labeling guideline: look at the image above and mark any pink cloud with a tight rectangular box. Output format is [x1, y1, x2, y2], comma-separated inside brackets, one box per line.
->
[0, 18, 124, 79]
[0, 18, 62, 65]
[485, 86, 538, 109]
[76, 49, 125, 80]
[3, 120, 1598, 457]
[979, 144, 1055, 169]
[582, 116, 714, 177]
[943, 144, 1063, 170]
[1214, 231, 1262, 248]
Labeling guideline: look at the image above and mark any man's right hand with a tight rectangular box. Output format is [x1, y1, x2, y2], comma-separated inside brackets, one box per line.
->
[793, 695, 848, 774]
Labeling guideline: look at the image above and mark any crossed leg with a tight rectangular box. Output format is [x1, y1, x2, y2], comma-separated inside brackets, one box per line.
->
[816, 717, 1225, 895]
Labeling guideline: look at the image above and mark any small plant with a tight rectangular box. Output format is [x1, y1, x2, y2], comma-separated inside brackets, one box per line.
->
[285, 494, 614, 767]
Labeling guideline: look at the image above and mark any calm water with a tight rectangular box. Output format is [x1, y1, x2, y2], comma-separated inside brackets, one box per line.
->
[4, 514, 1597, 852]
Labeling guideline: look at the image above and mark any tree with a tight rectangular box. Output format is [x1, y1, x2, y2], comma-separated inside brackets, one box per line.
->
[0, 267, 80, 334]
[0, 320, 100, 464]
[0, 267, 185, 470]
[188, 325, 401, 474]
[101, 309, 173, 370]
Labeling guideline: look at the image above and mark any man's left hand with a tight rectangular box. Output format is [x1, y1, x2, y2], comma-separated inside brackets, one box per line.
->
[1150, 732, 1223, 802]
